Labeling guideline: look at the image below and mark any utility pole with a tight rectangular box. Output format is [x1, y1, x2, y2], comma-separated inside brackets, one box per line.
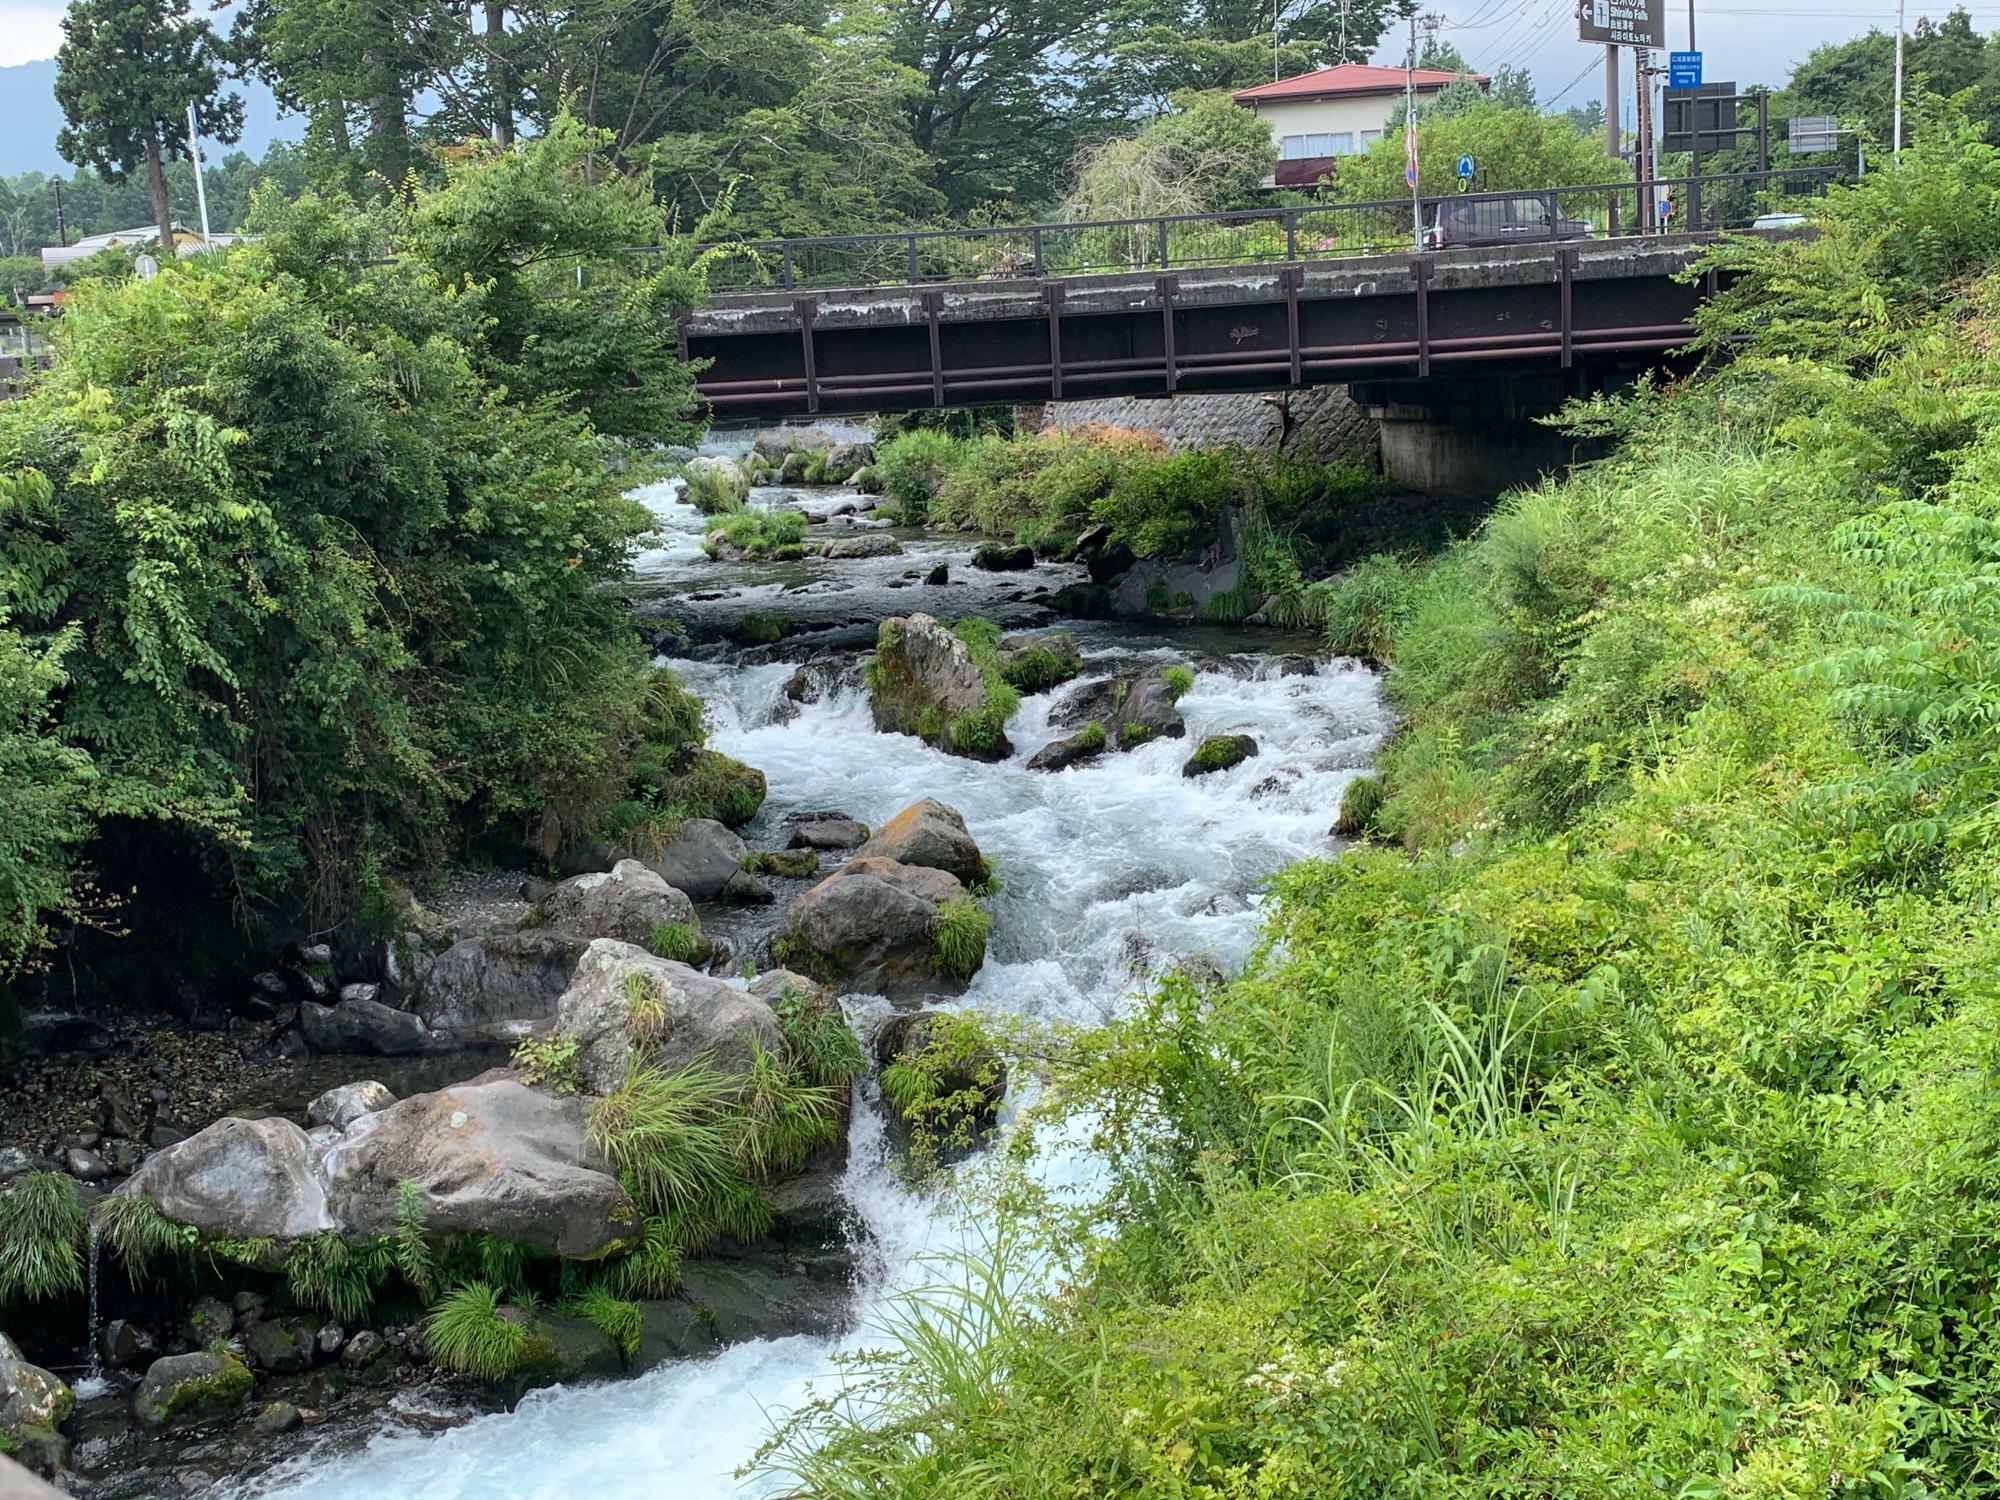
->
[1604, 46, 1621, 162]
[186, 102, 212, 245]
[1893, 0, 1906, 153]
[52, 181, 66, 248]
[1635, 49, 1654, 232]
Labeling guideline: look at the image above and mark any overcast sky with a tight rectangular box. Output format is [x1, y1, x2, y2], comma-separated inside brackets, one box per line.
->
[0, 0, 1959, 113]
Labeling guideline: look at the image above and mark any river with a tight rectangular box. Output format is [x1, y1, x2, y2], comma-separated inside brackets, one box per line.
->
[232, 465, 1391, 1500]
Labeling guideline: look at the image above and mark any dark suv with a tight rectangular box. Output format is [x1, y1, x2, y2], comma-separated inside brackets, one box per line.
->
[1425, 193, 1593, 249]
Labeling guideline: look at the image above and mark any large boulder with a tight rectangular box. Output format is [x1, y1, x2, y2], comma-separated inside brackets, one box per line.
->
[0, 1334, 73, 1474]
[551, 940, 783, 1094]
[676, 1259, 851, 1345]
[819, 533, 902, 559]
[132, 1351, 253, 1433]
[639, 820, 746, 903]
[1051, 670, 1186, 750]
[533, 860, 699, 948]
[823, 440, 875, 483]
[118, 1116, 333, 1239]
[855, 798, 986, 887]
[413, 929, 588, 1034]
[783, 857, 968, 997]
[298, 996, 430, 1056]
[786, 812, 868, 851]
[869, 614, 1013, 761]
[1026, 729, 1107, 773]
[324, 1074, 638, 1258]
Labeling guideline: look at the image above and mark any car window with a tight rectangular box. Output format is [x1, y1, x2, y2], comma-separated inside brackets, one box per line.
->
[1507, 197, 1551, 224]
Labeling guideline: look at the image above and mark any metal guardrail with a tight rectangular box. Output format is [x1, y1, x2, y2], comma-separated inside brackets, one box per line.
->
[687, 168, 1838, 294]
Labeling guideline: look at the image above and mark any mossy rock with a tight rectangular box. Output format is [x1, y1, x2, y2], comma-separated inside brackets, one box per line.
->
[732, 614, 786, 647]
[505, 1311, 625, 1393]
[751, 848, 821, 880]
[133, 1351, 254, 1432]
[1182, 734, 1259, 778]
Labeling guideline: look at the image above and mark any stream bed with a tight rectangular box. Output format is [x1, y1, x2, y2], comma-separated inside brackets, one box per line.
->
[215, 469, 1392, 1499]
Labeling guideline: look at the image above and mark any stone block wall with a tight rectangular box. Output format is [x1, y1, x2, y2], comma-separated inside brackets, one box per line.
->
[1024, 386, 1377, 463]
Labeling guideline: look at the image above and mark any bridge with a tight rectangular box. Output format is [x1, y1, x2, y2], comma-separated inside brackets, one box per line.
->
[679, 169, 1829, 490]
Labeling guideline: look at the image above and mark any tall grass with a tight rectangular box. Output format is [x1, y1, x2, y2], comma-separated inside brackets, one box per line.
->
[0, 1172, 87, 1303]
[426, 1280, 527, 1380]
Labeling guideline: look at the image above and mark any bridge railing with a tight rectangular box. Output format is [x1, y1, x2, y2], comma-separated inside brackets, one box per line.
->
[692, 168, 1838, 293]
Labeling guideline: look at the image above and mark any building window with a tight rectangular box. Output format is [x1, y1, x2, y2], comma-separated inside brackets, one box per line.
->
[1360, 129, 1383, 148]
[1281, 131, 1361, 159]
[1279, 133, 1335, 159]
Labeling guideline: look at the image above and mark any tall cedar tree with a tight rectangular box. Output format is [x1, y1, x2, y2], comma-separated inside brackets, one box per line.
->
[54, 0, 244, 251]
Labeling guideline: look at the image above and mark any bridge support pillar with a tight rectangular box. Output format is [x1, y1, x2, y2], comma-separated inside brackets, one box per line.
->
[1356, 374, 1610, 501]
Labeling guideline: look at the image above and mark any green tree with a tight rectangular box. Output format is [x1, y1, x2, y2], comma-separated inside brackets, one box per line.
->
[1062, 90, 1276, 218]
[1095, 0, 1403, 114]
[0, 122, 706, 981]
[1339, 102, 1622, 202]
[54, 0, 244, 251]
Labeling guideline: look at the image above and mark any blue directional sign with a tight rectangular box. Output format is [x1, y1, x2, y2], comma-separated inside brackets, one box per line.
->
[1669, 50, 1702, 88]
[1456, 154, 1476, 180]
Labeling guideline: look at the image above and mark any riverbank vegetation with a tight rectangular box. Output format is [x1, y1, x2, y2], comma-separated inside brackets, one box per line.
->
[765, 103, 2000, 1496]
[0, 122, 717, 989]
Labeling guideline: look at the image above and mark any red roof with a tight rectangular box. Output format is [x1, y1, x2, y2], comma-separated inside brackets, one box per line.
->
[1231, 64, 1489, 104]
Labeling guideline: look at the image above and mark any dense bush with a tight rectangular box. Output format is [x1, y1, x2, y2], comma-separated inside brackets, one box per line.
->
[0, 122, 709, 977]
[763, 104, 2000, 1497]
[873, 429, 962, 521]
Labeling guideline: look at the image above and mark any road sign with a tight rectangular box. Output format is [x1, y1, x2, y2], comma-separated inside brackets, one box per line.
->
[1578, 0, 1664, 49]
[1663, 83, 1738, 153]
[1456, 154, 1476, 180]
[1790, 114, 1839, 153]
[1669, 50, 1701, 87]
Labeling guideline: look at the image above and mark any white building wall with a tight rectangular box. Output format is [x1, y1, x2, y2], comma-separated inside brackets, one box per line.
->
[1242, 94, 1411, 160]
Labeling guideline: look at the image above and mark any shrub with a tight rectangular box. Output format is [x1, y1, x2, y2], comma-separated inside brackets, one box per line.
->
[931, 896, 992, 981]
[513, 1033, 584, 1093]
[1321, 553, 1417, 660]
[426, 1281, 527, 1380]
[874, 429, 961, 521]
[1091, 450, 1238, 559]
[0, 1172, 87, 1304]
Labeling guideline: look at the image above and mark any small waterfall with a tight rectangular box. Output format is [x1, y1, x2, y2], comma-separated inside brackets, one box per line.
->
[75, 1218, 109, 1399]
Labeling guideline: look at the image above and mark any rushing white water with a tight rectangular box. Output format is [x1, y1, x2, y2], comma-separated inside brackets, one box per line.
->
[243, 479, 1391, 1500]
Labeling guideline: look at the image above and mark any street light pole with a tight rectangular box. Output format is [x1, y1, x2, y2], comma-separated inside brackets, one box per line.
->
[186, 101, 212, 244]
[1893, 0, 1906, 154]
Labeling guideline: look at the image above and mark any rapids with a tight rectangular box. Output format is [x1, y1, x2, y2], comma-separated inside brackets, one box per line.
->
[236, 465, 1391, 1500]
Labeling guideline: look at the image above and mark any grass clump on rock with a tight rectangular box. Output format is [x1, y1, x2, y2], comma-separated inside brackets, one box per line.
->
[646, 920, 702, 964]
[0, 1172, 87, 1304]
[703, 509, 808, 561]
[1162, 665, 1195, 701]
[426, 1281, 528, 1380]
[1077, 720, 1108, 752]
[774, 986, 865, 1089]
[931, 896, 992, 981]
[946, 619, 1022, 756]
[1333, 773, 1385, 837]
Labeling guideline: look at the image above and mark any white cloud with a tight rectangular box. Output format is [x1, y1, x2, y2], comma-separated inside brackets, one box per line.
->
[0, 0, 64, 67]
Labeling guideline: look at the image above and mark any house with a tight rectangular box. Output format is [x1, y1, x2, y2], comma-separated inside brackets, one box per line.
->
[1232, 64, 1490, 188]
[40, 222, 246, 272]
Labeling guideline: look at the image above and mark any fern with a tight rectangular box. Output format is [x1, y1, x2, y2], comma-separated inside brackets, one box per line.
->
[393, 1181, 436, 1298]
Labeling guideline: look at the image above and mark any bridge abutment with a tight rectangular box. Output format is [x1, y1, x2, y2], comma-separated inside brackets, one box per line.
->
[1356, 374, 1611, 501]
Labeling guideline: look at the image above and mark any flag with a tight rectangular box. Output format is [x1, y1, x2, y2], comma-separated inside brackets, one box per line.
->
[1405, 110, 1419, 190]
